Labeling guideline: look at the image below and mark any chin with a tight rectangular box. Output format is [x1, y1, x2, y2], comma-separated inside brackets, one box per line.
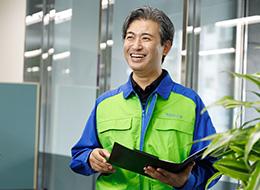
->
[128, 64, 145, 72]
[128, 61, 146, 69]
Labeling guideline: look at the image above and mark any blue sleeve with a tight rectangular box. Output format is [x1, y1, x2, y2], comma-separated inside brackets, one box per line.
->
[177, 96, 219, 189]
[69, 104, 101, 176]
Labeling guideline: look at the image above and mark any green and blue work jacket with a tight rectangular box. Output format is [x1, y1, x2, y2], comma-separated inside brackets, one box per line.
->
[70, 73, 218, 190]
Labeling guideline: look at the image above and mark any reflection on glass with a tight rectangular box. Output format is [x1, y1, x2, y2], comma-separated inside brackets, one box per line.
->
[48, 0, 99, 154]
[198, 0, 237, 133]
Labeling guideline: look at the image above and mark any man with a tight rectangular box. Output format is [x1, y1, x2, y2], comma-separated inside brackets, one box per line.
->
[70, 6, 218, 190]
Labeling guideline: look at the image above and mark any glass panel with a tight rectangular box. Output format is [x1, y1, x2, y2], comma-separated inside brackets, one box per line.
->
[110, 0, 183, 88]
[48, 0, 99, 158]
[24, 0, 43, 82]
[198, 0, 238, 133]
[43, 0, 100, 189]
[245, 0, 260, 122]
[197, 1, 246, 187]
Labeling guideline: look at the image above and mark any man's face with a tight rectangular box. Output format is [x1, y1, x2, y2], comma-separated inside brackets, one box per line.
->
[124, 19, 168, 74]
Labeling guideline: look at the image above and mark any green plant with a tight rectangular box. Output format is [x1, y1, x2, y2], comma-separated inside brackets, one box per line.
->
[200, 73, 260, 190]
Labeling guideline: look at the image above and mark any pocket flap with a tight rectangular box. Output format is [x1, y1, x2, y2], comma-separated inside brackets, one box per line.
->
[98, 118, 132, 133]
[154, 118, 193, 135]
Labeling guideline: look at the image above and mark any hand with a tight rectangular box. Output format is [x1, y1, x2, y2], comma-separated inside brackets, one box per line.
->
[144, 162, 195, 188]
[89, 148, 115, 173]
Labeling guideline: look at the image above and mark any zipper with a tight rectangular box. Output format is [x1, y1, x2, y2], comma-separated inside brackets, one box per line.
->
[137, 92, 157, 190]
[139, 93, 157, 151]
[140, 109, 146, 151]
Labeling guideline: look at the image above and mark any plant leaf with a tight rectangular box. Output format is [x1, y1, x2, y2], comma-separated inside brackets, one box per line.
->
[245, 161, 260, 190]
[202, 132, 233, 158]
[202, 96, 258, 114]
[249, 152, 260, 162]
[210, 148, 234, 158]
[245, 123, 260, 165]
[205, 172, 222, 189]
[214, 164, 250, 183]
[249, 91, 260, 98]
[193, 133, 219, 144]
[213, 158, 250, 182]
[231, 72, 260, 89]
[241, 118, 260, 128]
[214, 158, 249, 172]
[252, 142, 260, 154]
[230, 144, 244, 156]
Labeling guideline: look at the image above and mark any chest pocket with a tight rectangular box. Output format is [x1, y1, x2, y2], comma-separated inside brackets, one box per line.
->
[147, 118, 194, 162]
[97, 118, 137, 151]
[155, 118, 193, 134]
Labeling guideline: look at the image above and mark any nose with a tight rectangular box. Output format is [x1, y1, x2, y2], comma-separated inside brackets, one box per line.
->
[132, 38, 142, 50]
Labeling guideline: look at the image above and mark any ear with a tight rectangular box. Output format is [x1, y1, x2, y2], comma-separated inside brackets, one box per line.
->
[162, 40, 172, 56]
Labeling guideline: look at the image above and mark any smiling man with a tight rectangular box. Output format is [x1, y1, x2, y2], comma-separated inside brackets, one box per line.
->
[70, 6, 218, 190]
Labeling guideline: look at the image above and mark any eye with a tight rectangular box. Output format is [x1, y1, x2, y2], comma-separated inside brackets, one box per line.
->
[142, 36, 151, 41]
[126, 35, 134, 40]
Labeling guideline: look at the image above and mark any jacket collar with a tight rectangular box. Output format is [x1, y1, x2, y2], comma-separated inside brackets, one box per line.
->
[121, 71, 174, 100]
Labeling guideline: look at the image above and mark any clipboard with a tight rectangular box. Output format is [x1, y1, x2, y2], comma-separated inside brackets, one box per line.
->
[108, 142, 207, 176]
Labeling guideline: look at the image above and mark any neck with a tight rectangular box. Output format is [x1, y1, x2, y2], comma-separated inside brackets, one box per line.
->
[132, 69, 162, 90]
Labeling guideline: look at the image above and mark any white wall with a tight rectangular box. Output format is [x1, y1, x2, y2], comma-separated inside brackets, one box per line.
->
[0, 0, 26, 82]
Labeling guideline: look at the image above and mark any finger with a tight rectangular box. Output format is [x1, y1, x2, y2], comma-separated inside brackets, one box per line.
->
[184, 162, 195, 174]
[91, 162, 105, 171]
[92, 162, 115, 173]
[144, 166, 167, 181]
[91, 159, 115, 173]
[90, 155, 113, 169]
[144, 166, 156, 173]
[93, 158, 112, 169]
[100, 149, 111, 160]
[89, 150, 113, 172]
[144, 166, 155, 175]
[156, 168, 173, 178]
[92, 150, 107, 163]
[156, 164, 194, 180]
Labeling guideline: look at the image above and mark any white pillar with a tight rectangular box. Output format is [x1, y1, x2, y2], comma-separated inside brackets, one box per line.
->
[0, 0, 26, 82]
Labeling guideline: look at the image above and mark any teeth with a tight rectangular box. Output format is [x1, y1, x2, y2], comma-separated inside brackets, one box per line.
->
[130, 54, 145, 58]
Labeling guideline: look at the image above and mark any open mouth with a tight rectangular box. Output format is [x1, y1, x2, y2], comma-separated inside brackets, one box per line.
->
[130, 53, 145, 58]
[130, 53, 146, 60]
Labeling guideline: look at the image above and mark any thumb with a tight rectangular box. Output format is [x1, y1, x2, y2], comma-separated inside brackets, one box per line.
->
[99, 149, 111, 160]
[185, 161, 195, 173]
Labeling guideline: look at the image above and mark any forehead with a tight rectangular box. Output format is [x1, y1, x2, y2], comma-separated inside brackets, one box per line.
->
[126, 19, 160, 35]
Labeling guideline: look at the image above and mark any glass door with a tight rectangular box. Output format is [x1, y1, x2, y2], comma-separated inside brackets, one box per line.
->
[196, 0, 238, 133]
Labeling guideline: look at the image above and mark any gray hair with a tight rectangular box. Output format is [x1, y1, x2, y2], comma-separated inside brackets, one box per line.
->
[122, 6, 175, 45]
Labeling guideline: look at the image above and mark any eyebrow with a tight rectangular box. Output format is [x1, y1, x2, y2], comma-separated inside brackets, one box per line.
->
[126, 31, 154, 37]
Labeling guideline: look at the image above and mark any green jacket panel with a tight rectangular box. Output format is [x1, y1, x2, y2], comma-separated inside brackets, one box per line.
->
[96, 91, 196, 190]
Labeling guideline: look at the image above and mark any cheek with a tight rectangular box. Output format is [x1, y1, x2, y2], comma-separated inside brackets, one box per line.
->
[123, 47, 128, 58]
[155, 46, 164, 56]
[157, 44, 164, 52]
[123, 46, 127, 56]
[123, 44, 129, 54]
